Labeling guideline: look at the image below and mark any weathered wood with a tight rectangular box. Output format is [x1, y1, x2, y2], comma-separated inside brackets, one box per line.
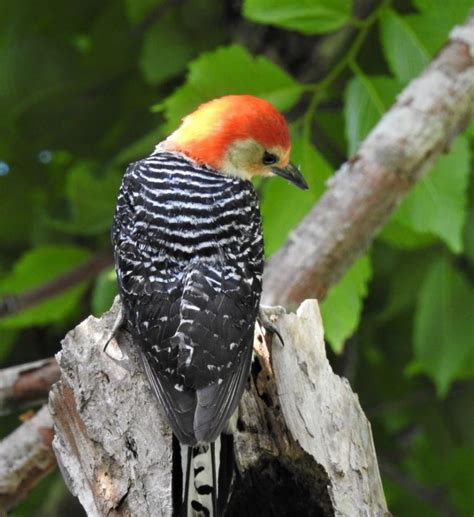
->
[49, 298, 388, 516]
[0, 358, 59, 416]
[0, 405, 56, 513]
[49, 301, 173, 517]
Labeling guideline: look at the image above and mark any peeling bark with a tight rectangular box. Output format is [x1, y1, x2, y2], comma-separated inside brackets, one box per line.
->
[49, 299, 388, 516]
[49, 303, 173, 517]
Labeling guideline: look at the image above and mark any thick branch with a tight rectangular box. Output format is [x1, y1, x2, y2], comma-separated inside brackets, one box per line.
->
[0, 406, 55, 513]
[262, 14, 474, 305]
[0, 358, 59, 416]
[49, 299, 387, 516]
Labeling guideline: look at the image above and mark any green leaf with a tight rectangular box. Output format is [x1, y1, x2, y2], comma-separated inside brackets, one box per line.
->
[52, 163, 121, 236]
[411, 258, 474, 396]
[0, 178, 34, 247]
[161, 44, 303, 133]
[0, 245, 91, 328]
[261, 134, 331, 256]
[0, 327, 18, 362]
[386, 136, 470, 253]
[140, 20, 194, 85]
[379, 220, 437, 250]
[320, 255, 372, 353]
[465, 121, 474, 140]
[410, 0, 473, 54]
[344, 74, 401, 155]
[378, 251, 436, 321]
[113, 127, 164, 165]
[91, 267, 118, 316]
[124, 0, 162, 23]
[243, 0, 351, 34]
[464, 204, 474, 269]
[379, 9, 430, 83]
[139, 0, 226, 86]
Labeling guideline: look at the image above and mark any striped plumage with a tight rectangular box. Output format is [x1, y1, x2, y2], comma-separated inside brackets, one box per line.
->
[112, 150, 263, 447]
[112, 95, 307, 516]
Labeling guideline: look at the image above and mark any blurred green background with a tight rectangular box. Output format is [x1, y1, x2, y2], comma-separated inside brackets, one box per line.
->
[1, 0, 473, 515]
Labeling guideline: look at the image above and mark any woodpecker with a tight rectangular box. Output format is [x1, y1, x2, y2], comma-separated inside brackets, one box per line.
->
[112, 94, 308, 516]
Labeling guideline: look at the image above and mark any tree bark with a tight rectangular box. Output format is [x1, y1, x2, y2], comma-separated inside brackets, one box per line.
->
[49, 298, 388, 516]
[0, 405, 56, 512]
[0, 358, 59, 416]
[262, 13, 474, 306]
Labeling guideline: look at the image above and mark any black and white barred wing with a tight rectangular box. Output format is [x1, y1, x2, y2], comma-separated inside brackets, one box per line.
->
[112, 155, 263, 445]
[142, 262, 258, 444]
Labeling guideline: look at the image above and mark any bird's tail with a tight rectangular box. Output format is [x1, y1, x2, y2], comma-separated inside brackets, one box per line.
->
[174, 435, 234, 516]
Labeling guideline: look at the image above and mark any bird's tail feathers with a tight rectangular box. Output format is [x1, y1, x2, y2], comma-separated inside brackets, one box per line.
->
[178, 435, 234, 516]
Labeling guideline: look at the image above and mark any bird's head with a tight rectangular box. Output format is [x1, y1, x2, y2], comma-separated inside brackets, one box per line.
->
[161, 95, 308, 190]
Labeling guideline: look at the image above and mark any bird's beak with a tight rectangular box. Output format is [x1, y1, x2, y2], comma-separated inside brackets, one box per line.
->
[271, 162, 308, 190]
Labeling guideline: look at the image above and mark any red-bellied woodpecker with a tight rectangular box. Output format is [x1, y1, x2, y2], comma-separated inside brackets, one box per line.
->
[112, 95, 307, 516]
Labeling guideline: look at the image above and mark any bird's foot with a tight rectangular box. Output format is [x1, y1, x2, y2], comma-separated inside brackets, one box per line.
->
[258, 305, 285, 347]
[102, 305, 133, 372]
[103, 305, 124, 353]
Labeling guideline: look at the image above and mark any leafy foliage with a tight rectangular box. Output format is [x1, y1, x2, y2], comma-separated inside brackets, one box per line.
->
[379, 8, 430, 82]
[261, 134, 332, 256]
[411, 258, 474, 396]
[320, 255, 372, 352]
[0, 0, 473, 515]
[54, 163, 122, 236]
[0, 245, 90, 328]
[243, 0, 352, 34]
[158, 44, 303, 132]
[384, 136, 470, 253]
[344, 73, 401, 154]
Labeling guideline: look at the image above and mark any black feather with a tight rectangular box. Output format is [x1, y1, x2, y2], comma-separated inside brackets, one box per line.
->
[112, 151, 263, 445]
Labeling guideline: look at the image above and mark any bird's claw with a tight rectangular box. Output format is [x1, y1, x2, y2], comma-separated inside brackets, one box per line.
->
[258, 306, 285, 347]
[103, 305, 124, 353]
[102, 306, 133, 372]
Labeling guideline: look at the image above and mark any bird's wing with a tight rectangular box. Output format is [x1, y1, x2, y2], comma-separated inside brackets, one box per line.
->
[179, 265, 258, 444]
[140, 264, 259, 444]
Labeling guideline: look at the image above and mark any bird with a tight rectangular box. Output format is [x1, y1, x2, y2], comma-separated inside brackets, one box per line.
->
[111, 94, 308, 516]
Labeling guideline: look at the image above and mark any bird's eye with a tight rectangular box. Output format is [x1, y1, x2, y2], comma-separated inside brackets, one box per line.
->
[262, 151, 278, 165]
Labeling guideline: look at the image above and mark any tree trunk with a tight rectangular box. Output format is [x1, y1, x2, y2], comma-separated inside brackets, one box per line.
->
[49, 298, 388, 516]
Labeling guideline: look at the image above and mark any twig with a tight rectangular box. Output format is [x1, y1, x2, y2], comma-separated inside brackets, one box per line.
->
[130, 0, 186, 38]
[0, 359, 59, 416]
[263, 13, 474, 306]
[379, 458, 457, 516]
[0, 249, 113, 320]
[0, 406, 56, 513]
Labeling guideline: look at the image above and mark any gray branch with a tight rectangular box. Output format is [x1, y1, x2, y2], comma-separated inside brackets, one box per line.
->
[263, 13, 474, 306]
[0, 358, 59, 416]
[0, 405, 56, 512]
[48, 298, 388, 516]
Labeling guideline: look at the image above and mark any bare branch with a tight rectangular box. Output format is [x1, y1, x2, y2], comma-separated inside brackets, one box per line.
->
[379, 458, 456, 516]
[0, 250, 113, 320]
[0, 359, 59, 416]
[262, 13, 474, 306]
[130, 0, 186, 38]
[0, 406, 55, 513]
